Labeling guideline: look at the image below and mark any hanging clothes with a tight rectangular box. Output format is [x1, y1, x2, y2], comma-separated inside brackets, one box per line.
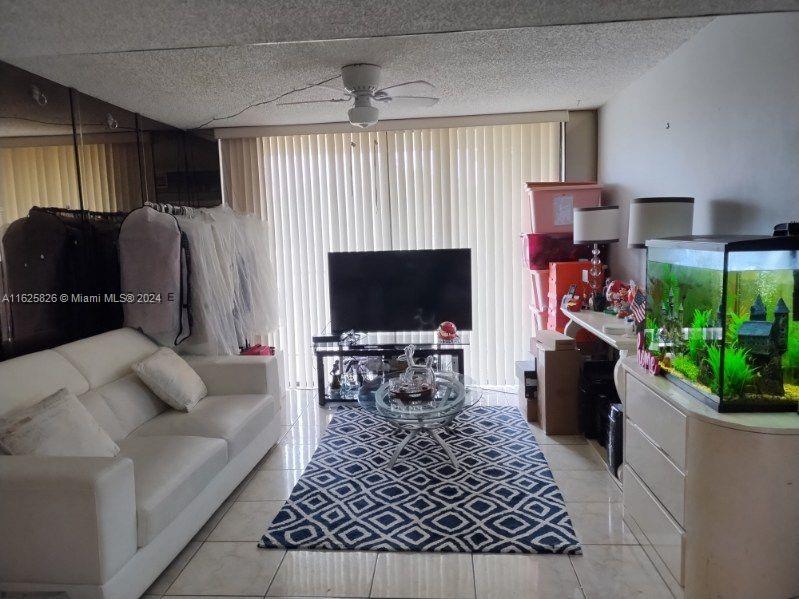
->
[176, 206, 278, 356]
[118, 206, 190, 346]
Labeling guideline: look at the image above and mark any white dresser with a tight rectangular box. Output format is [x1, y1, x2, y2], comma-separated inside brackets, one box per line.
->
[618, 358, 799, 599]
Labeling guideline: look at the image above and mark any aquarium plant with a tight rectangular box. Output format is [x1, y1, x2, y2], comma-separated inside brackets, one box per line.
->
[672, 354, 700, 382]
[645, 235, 798, 412]
[706, 344, 754, 399]
[688, 308, 712, 363]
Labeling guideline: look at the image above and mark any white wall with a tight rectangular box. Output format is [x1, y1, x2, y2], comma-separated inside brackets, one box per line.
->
[598, 13, 799, 282]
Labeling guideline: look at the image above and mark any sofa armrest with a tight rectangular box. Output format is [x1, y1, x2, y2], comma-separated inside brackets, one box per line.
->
[0, 455, 137, 585]
[185, 354, 283, 397]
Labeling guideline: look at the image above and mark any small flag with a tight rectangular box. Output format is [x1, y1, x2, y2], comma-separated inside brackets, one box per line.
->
[631, 289, 647, 324]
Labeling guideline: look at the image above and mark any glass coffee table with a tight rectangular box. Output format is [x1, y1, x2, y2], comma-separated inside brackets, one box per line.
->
[358, 372, 481, 468]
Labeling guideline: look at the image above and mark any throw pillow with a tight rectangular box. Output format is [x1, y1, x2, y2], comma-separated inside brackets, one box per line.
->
[0, 388, 120, 457]
[132, 347, 207, 411]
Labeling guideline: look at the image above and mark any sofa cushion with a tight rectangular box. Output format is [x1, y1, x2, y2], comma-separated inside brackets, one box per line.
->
[132, 348, 207, 412]
[0, 388, 120, 457]
[96, 374, 167, 439]
[55, 328, 158, 389]
[117, 435, 227, 547]
[78, 391, 127, 442]
[0, 349, 89, 418]
[129, 394, 277, 458]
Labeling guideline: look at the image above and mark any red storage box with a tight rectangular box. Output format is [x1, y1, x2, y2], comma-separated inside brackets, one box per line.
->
[526, 182, 602, 234]
[521, 233, 592, 270]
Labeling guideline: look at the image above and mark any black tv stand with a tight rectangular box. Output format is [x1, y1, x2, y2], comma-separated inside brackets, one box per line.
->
[312, 331, 468, 406]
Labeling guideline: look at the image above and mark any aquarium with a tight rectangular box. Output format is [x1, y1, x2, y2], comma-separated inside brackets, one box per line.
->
[646, 235, 799, 412]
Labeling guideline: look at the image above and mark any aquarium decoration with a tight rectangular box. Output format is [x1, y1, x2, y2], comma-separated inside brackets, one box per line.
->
[645, 234, 799, 412]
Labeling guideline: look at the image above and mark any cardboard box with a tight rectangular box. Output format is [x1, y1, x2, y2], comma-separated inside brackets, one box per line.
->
[534, 335, 581, 435]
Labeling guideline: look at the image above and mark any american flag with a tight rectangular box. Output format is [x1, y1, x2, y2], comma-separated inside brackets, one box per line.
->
[631, 288, 647, 324]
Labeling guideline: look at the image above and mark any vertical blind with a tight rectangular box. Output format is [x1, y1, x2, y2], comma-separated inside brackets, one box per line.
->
[0, 139, 142, 225]
[220, 122, 560, 388]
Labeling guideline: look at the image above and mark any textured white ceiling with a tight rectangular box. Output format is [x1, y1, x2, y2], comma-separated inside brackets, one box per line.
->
[0, 0, 795, 57]
[5, 18, 711, 129]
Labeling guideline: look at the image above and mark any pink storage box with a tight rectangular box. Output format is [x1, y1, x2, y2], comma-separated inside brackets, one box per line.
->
[525, 182, 602, 234]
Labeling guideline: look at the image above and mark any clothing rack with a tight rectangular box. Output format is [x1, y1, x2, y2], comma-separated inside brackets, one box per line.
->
[144, 201, 195, 217]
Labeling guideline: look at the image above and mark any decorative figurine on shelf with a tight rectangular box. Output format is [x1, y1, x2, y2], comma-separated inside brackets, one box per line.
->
[389, 344, 436, 402]
[737, 295, 789, 395]
[329, 360, 342, 401]
[604, 279, 631, 316]
[437, 321, 459, 342]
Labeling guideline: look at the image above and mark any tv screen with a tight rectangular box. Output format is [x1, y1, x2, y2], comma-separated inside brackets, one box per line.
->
[329, 249, 472, 334]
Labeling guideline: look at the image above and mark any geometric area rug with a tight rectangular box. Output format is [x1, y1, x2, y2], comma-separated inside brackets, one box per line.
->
[259, 405, 581, 554]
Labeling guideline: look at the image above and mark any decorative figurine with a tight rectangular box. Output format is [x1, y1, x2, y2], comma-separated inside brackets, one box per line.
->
[329, 360, 342, 401]
[437, 321, 459, 342]
[389, 344, 436, 402]
[604, 279, 632, 315]
[737, 295, 789, 395]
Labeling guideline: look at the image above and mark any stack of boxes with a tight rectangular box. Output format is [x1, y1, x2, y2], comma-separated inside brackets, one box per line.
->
[523, 182, 602, 334]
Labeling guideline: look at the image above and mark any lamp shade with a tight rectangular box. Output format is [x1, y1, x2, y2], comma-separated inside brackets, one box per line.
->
[628, 197, 694, 248]
[573, 206, 620, 244]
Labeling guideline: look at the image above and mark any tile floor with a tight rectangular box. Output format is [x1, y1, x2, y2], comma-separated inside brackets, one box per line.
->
[145, 389, 674, 599]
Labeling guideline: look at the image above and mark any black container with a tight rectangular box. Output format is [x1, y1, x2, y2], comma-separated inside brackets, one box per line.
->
[578, 360, 617, 439]
[607, 403, 624, 478]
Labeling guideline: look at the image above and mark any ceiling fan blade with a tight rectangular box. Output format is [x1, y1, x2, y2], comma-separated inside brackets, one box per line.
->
[377, 80, 435, 94]
[377, 95, 440, 107]
[277, 98, 349, 106]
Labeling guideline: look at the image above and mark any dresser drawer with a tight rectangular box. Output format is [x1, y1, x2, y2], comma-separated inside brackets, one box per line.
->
[625, 374, 687, 470]
[624, 465, 685, 585]
[626, 419, 685, 525]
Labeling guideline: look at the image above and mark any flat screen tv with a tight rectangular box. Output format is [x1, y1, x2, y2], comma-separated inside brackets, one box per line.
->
[328, 249, 472, 334]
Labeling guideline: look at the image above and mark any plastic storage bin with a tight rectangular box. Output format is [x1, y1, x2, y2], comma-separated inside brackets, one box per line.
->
[521, 233, 591, 270]
[525, 182, 602, 234]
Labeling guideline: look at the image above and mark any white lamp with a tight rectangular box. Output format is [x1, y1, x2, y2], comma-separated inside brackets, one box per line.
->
[573, 206, 620, 309]
[628, 197, 694, 248]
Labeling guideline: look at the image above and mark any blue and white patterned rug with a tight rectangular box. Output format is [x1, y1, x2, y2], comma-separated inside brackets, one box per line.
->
[259, 405, 581, 554]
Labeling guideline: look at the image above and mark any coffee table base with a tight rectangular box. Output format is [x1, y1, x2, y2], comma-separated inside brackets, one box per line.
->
[388, 426, 459, 469]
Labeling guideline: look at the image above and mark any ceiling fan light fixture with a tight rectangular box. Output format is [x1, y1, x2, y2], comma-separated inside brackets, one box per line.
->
[348, 104, 379, 128]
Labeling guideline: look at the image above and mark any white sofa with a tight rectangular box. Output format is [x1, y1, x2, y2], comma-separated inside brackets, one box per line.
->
[0, 328, 283, 599]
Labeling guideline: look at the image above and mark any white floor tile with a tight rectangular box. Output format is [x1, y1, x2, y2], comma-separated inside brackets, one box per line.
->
[370, 552, 475, 598]
[259, 443, 317, 470]
[208, 500, 284, 542]
[192, 499, 235, 542]
[167, 542, 284, 596]
[266, 550, 377, 597]
[570, 545, 672, 598]
[280, 425, 324, 446]
[553, 471, 622, 503]
[473, 554, 584, 599]
[529, 424, 588, 446]
[145, 541, 201, 594]
[565, 502, 637, 545]
[238, 470, 302, 501]
[541, 444, 606, 470]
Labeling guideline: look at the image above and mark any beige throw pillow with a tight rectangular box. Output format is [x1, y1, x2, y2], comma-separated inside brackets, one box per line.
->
[132, 348, 207, 411]
[0, 388, 120, 457]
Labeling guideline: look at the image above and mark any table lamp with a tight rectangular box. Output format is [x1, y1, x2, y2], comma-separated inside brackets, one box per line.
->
[627, 197, 694, 248]
[573, 206, 620, 310]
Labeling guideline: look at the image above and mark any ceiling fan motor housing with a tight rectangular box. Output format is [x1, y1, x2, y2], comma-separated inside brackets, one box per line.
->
[341, 63, 382, 93]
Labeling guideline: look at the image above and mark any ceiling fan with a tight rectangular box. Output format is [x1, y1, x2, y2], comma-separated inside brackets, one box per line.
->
[278, 63, 439, 128]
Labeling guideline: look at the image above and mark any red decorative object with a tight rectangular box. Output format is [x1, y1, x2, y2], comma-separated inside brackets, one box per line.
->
[637, 332, 660, 375]
[240, 344, 275, 356]
[437, 321, 459, 341]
